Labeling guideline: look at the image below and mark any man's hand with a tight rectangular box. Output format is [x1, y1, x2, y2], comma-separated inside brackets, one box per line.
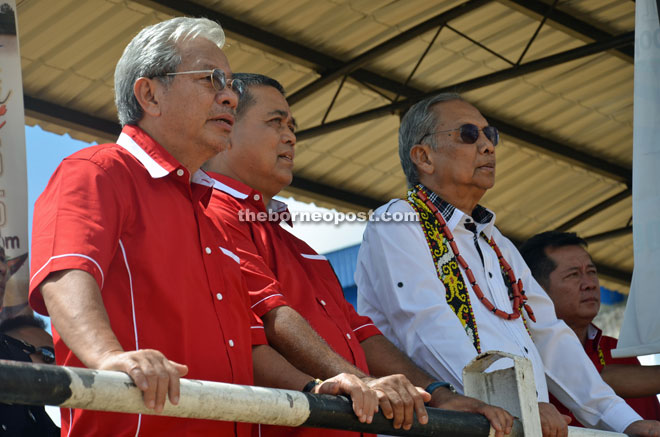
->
[538, 402, 571, 437]
[430, 388, 514, 437]
[312, 373, 379, 424]
[624, 420, 660, 437]
[362, 374, 430, 430]
[97, 349, 188, 413]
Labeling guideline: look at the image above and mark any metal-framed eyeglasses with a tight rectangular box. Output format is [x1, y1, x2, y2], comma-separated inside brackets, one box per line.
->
[420, 123, 499, 147]
[165, 68, 244, 97]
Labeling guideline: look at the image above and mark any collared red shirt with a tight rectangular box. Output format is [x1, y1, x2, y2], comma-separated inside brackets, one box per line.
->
[29, 125, 266, 437]
[205, 174, 380, 437]
[550, 324, 660, 423]
[355, 190, 642, 433]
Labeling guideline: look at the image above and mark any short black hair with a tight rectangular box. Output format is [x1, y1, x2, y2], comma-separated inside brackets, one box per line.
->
[233, 73, 286, 118]
[0, 314, 47, 334]
[519, 231, 588, 288]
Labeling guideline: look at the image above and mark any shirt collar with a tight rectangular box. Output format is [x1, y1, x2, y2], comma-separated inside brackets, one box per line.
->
[207, 173, 293, 226]
[418, 184, 496, 236]
[116, 125, 181, 178]
[586, 323, 603, 351]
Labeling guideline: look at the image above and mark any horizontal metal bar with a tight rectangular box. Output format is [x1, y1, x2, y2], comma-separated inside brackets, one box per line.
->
[23, 95, 120, 141]
[556, 189, 632, 231]
[583, 226, 632, 245]
[0, 360, 518, 436]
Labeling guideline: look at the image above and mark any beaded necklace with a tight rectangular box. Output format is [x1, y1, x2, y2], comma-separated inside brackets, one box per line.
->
[407, 186, 535, 351]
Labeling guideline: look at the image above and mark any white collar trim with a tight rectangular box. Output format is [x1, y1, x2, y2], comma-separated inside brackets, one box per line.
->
[211, 178, 249, 199]
[116, 132, 169, 179]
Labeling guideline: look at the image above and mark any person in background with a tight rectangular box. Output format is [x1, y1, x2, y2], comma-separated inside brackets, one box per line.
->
[0, 315, 59, 436]
[520, 231, 660, 423]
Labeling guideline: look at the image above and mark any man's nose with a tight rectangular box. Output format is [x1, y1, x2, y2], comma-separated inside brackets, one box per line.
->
[216, 87, 239, 110]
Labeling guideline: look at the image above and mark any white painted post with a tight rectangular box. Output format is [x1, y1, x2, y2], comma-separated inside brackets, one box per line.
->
[463, 351, 626, 437]
[463, 351, 542, 437]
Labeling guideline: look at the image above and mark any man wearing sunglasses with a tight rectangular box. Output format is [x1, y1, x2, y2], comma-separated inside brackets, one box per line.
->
[355, 93, 660, 437]
[28, 17, 374, 437]
[0, 315, 60, 436]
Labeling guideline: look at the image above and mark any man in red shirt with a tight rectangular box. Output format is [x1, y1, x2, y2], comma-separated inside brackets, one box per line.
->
[29, 18, 377, 436]
[520, 231, 660, 423]
[203, 73, 514, 437]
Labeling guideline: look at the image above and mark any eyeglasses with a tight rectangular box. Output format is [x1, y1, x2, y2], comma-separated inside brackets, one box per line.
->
[421, 123, 499, 147]
[1, 334, 55, 364]
[165, 69, 244, 97]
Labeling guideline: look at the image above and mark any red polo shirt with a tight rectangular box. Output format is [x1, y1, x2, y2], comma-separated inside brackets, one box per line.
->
[205, 174, 381, 437]
[550, 324, 660, 424]
[29, 125, 266, 436]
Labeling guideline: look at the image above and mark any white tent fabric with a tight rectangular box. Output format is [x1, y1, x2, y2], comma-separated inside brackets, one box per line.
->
[612, 0, 660, 358]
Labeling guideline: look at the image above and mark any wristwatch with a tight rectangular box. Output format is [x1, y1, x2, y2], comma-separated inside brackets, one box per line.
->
[425, 381, 457, 395]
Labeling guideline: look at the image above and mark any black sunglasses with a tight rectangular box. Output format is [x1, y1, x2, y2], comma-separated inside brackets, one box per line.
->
[421, 123, 499, 146]
[1, 334, 55, 364]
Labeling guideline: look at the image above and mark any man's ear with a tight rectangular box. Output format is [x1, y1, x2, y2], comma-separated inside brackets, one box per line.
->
[134, 77, 162, 118]
[410, 143, 434, 177]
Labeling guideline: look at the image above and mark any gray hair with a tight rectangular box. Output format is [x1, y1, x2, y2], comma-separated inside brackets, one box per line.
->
[114, 17, 226, 126]
[399, 92, 462, 187]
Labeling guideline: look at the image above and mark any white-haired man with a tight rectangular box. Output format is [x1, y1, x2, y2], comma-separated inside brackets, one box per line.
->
[355, 93, 660, 437]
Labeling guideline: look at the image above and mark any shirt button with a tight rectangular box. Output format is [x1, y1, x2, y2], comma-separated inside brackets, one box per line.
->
[320, 300, 326, 306]
[205, 247, 212, 254]
[216, 293, 223, 301]
[253, 194, 260, 201]
[346, 333, 352, 340]
[176, 169, 184, 177]
[228, 339, 235, 347]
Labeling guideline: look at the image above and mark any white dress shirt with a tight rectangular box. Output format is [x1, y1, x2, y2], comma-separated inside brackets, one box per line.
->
[355, 198, 641, 432]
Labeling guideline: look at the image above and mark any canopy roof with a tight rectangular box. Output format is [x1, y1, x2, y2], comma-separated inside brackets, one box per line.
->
[17, 0, 635, 291]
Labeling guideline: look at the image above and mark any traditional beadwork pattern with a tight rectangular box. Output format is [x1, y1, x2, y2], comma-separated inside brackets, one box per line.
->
[407, 186, 535, 352]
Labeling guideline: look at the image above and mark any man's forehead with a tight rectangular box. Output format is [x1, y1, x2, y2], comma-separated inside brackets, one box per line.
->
[547, 245, 595, 269]
[252, 87, 295, 120]
[178, 37, 230, 70]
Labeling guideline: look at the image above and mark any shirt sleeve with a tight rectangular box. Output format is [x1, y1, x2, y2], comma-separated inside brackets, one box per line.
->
[503, 235, 642, 432]
[249, 310, 268, 346]
[355, 200, 480, 391]
[29, 154, 126, 315]
[342, 298, 382, 342]
[210, 200, 289, 317]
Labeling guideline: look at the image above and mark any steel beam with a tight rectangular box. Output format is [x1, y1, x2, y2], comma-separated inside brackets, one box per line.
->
[296, 31, 633, 141]
[502, 0, 634, 60]
[556, 189, 631, 231]
[286, 0, 491, 105]
[491, 119, 631, 184]
[23, 95, 120, 140]
[140, 0, 632, 188]
[583, 226, 632, 245]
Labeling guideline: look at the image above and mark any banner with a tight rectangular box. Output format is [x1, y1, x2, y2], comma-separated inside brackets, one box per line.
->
[613, 0, 660, 357]
[0, 0, 30, 321]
